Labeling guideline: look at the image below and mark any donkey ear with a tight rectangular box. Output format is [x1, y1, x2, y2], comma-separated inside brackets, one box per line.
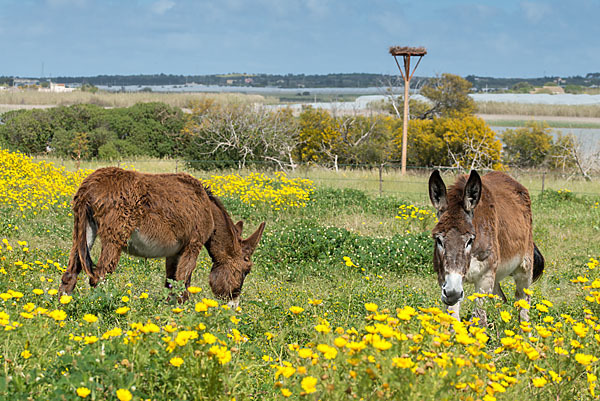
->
[242, 222, 266, 254]
[428, 170, 447, 213]
[463, 170, 482, 212]
[235, 220, 244, 235]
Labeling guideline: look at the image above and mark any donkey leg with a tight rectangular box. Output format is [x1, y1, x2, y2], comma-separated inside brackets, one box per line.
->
[493, 282, 508, 303]
[173, 245, 201, 303]
[513, 257, 533, 322]
[91, 242, 122, 287]
[473, 273, 495, 327]
[59, 244, 83, 295]
[165, 254, 180, 289]
[445, 301, 461, 320]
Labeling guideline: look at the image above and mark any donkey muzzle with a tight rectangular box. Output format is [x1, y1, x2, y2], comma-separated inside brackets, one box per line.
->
[441, 273, 464, 306]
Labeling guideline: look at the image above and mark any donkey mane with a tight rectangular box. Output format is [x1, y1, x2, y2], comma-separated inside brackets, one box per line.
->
[203, 185, 240, 240]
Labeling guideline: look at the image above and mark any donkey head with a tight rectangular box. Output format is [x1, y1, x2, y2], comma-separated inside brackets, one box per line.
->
[428, 170, 482, 306]
[209, 221, 266, 308]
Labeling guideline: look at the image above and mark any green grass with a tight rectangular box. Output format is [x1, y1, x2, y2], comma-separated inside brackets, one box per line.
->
[1, 163, 599, 400]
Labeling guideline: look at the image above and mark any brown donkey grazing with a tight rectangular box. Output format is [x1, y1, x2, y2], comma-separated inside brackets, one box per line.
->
[58, 167, 266, 307]
[428, 170, 544, 325]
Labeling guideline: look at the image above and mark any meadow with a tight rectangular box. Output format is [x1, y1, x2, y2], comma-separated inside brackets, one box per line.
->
[1, 148, 599, 400]
[0, 91, 266, 111]
[476, 101, 600, 119]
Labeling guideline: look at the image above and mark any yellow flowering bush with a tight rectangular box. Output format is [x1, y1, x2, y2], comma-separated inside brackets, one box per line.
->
[395, 203, 438, 232]
[0, 148, 90, 212]
[202, 172, 314, 210]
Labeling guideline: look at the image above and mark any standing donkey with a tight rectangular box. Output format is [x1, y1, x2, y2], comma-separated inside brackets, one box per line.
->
[59, 167, 266, 307]
[428, 170, 544, 324]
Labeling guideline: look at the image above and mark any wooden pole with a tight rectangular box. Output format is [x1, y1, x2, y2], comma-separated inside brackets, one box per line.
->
[391, 48, 425, 176]
[379, 164, 383, 197]
[401, 56, 410, 176]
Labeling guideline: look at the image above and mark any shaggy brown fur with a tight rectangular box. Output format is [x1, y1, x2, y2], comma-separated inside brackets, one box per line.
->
[58, 167, 265, 304]
[429, 170, 544, 324]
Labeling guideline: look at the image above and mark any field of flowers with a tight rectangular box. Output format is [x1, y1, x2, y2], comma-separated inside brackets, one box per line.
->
[0, 148, 599, 400]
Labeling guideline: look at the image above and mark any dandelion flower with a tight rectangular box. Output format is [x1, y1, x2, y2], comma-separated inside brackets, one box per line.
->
[301, 376, 318, 394]
[116, 389, 132, 401]
[115, 307, 130, 315]
[59, 295, 72, 304]
[170, 357, 184, 367]
[83, 314, 98, 323]
[575, 353, 598, 366]
[76, 387, 91, 398]
[289, 306, 304, 314]
[532, 377, 547, 388]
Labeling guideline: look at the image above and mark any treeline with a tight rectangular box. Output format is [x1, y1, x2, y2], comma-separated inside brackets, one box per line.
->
[2, 72, 600, 90]
[465, 74, 600, 91]
[0, 101, 582, 173]
[13, 73, 399, 89]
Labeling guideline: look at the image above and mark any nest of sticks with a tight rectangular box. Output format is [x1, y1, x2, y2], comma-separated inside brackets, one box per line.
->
[389, 46, 427, 56]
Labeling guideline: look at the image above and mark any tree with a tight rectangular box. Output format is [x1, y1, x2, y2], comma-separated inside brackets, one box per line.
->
[71, 132, 89, 170]
[297, 106, 336, 165]
[385, 96, 431, 120]
[511, 82, 534, 93]
[420, 73, 476, 118]
[550, 134, 598, 181]
[501, 122, 553, 168]
[393, 119, 446, 167]
[392, 115, 502, 169]
[297, 107, 395, 169]
[436, 115, 502, 170]
[182, 102, 299, 170]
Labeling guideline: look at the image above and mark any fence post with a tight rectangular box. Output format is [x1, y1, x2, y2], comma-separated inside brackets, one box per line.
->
[175, 160, 178, 173]
[541, 172, 546, 194]
[379, 164, 383, 197]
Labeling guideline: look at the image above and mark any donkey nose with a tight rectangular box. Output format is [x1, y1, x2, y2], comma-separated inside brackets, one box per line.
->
[442, 286, 464, 306]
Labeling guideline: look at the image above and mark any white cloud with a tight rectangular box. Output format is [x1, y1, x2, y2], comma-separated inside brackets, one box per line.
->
[520, 1, 552, 24]
[151, 0, 175, 15]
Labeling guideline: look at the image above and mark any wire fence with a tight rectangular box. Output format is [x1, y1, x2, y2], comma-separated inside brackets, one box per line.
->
[54, 157, 600, 200]
[50, 159, 600, 200]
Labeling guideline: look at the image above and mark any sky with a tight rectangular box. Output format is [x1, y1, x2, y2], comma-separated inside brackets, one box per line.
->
[1, 0, 598, 78]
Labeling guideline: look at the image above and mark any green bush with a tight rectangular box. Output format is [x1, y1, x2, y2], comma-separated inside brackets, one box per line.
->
[257, 223, 432, 276]
[0, 102, 185, 159]
[502, 122, 553, 167]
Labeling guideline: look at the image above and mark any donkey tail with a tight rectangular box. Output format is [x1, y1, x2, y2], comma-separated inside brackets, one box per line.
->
[532, 243, 545, 283]
[74, 203, 95, 279]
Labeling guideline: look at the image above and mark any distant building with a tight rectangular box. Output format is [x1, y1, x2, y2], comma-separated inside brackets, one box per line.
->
[13, 78, 39, 87]
[38, 82, 76, 93]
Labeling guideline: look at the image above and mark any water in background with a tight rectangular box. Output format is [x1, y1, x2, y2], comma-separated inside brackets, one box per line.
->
[493, 126, 600, 156]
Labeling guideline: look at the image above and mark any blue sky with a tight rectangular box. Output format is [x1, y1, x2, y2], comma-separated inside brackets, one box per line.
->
[1, 0, 598, 78]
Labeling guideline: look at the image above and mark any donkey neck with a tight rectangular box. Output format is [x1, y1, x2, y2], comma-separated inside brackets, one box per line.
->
[205, 197, 241, 263]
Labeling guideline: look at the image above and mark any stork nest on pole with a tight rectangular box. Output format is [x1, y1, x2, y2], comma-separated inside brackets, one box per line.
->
[389, 46, 427, 56]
